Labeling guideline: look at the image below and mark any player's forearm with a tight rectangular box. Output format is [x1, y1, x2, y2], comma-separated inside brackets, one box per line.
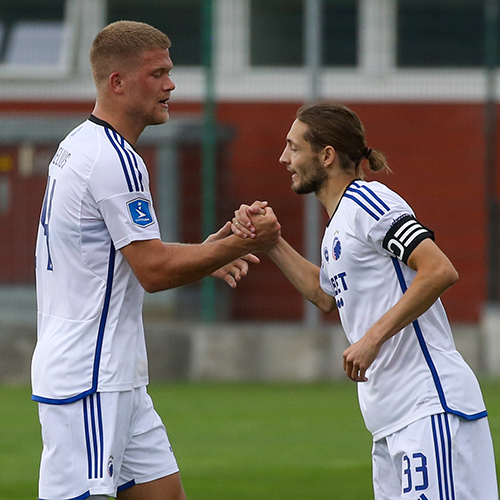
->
[158, 236, 267, 291]
[267, 237, 336, 313]
[123, 236, 258, 293]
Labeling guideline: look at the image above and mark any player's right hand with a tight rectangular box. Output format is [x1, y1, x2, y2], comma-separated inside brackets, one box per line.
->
[231, 200, 268, 239]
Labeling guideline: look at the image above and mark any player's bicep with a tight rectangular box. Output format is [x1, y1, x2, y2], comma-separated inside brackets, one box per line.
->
[120, 239, 165, 291]
[406, 238, 455, 273]
[405, 238, 459, 294]
[382, 215, 434, 265]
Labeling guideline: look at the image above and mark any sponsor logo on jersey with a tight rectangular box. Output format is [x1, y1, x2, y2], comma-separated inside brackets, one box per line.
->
[332, 237, 342, 261]
[127, 198, 154, 227]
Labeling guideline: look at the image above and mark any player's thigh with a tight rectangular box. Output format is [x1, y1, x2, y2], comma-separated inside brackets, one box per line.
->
[117, 387, 181, 494]
[117, 473, 186, 500]
[453, 415, 498, 499]
[38, 392, 128, 499]
[386, 413, 498, 500]
[372, 438, 403, 500]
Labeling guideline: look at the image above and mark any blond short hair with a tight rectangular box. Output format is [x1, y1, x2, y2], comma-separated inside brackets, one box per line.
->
[90, 20, 171, 87]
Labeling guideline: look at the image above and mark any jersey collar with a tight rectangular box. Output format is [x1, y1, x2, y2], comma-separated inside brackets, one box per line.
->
[326, 179, 361, 227]
[88, 114, 138, 152]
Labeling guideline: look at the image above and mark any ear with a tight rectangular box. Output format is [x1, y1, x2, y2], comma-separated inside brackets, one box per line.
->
[108, 72, 124, 94]
[322, 145, 336, 167]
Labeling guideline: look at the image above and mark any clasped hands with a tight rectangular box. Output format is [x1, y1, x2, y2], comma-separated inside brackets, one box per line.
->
[205, 201, 280, 289]
[231, 200, 270, 240]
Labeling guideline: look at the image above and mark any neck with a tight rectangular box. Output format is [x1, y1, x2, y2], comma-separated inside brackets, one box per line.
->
[317, 172, 359, 218]
[92, 102, 144, 146]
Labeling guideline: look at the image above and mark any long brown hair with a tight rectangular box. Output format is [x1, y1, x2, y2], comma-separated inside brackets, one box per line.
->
[296, 102, 390, 179]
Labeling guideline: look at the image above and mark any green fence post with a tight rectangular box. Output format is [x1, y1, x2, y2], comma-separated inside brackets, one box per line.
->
[201, 0, 217, 322]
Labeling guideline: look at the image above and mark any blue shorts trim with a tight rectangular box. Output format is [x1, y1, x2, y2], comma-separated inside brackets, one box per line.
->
[117, 479, 136, 492]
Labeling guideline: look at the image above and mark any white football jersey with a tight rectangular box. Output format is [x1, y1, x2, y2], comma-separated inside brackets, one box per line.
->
[320, 180, 487, 441]
[32, 116, 161, 404]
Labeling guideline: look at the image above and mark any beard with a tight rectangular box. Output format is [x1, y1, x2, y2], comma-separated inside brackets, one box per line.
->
[292, 158, 328, 195]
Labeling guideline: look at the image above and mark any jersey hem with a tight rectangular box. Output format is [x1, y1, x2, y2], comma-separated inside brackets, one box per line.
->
[371, 407, 488, 442]
[32, 378, 149, 405]
[32, 388, 96, 405]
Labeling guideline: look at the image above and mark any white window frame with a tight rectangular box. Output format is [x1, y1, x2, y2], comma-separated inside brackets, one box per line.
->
[0, 0, 72, 78]
[0, 0, 497, 103]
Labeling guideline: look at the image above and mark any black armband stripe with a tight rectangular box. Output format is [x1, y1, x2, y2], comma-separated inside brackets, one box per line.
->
[383, 215, 434, 264]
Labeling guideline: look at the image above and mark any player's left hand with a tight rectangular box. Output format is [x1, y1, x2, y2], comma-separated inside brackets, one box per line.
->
[204, 221, 260, 288]
[342, 335, 381, 383]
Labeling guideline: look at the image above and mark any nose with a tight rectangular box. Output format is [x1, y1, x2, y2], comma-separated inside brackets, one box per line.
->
[279, 147, 289, 165]
[166, 76, 175, 92]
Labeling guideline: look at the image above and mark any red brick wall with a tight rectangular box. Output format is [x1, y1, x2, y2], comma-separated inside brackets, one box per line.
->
[0, 100, 489, 322]
[214, 102, 488, 323]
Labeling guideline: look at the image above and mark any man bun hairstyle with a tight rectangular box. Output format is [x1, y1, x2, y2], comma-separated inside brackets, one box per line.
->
[90, 20, 172, 87]
[296, 102, 390, 179]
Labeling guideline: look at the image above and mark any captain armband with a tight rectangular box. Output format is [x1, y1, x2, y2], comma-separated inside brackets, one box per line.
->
[382, 215, 434, 265]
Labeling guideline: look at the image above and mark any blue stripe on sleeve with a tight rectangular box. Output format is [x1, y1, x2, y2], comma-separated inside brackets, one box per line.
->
[113, 130, 141, 191]
[105, 128, 133, 192]
[344, 193, 380, 220]
[347, 185, 387, 216]
[352, 181, 391, 211]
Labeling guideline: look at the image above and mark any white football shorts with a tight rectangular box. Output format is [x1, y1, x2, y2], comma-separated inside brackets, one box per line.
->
[372, 412, 498, 500]
[37, 386, 179, 500]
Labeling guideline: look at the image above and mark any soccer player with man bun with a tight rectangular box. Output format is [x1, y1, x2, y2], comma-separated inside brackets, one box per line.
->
[32, 20, 280, 500]
[233, 102, 498, 499]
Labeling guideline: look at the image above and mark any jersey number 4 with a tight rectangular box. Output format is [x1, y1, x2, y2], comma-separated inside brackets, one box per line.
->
[40, 176, 56, 271]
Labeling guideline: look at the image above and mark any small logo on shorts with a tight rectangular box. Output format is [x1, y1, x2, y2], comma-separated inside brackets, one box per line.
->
[127, 198, 154, 227]
[107, 456, 114, 477]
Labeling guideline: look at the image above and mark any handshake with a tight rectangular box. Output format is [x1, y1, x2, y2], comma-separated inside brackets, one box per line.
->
[205, 200, 281, 289]
[231, 200, 274, 243]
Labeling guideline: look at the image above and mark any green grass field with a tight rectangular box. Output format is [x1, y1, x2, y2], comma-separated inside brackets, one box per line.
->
[2, 380, 500, 500]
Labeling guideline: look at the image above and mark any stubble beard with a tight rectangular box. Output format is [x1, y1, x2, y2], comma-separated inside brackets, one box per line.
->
[292, 159, 328, 195]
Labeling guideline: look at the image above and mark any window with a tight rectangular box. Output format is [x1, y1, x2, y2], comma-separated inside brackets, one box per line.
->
[107, 0, 202, 66]
[323, 0, 358, 66]
[397, 0, 484, 67]
[251, 0, 303, 66]
[0, 0, 66, 66]
[250, 0, 357, 67]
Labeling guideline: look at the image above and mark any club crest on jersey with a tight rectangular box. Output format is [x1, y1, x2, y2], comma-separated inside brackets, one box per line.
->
[127, 198, 154, 227]
[332, 237, 342, 261]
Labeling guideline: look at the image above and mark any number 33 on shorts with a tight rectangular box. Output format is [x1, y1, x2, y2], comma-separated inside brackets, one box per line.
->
[402, 453, 428, 496]
[373, 413, 498, 500]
